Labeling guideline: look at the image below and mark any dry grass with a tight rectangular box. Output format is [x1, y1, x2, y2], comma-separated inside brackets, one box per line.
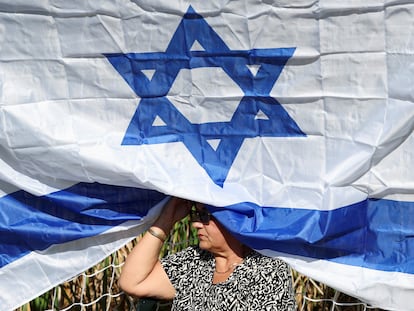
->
[15, 218, 382, 311]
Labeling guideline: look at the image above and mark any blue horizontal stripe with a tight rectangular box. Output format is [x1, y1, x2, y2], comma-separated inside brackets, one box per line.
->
[2, 182, 413, 275]
[209, 198, 414, 274]
[0, 183, 166, 268]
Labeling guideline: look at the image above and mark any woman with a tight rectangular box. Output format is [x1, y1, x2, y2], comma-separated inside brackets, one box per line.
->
[119, 197, 296, 310]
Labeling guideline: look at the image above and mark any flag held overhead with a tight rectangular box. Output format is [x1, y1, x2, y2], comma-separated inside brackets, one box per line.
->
[0, 1, 413, 310]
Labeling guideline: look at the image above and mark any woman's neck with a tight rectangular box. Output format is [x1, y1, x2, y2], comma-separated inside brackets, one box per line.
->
[212, 252, 244, 284]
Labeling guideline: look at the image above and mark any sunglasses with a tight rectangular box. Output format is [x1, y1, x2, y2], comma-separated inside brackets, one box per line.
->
[190, 207, 212, 224]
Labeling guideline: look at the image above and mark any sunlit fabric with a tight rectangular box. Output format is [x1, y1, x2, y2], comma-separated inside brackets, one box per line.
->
[0, 1, 413, 310]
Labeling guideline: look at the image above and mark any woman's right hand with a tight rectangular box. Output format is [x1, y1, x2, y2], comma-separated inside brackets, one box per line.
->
[118, 196, 191, 300]
[153, 197, 193, 233]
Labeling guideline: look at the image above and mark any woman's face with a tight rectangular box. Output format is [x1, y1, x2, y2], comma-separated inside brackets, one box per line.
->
[190, 205, 227, 252]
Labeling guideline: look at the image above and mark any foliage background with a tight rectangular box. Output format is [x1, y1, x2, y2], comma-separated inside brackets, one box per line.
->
[15, 217, 383, 311]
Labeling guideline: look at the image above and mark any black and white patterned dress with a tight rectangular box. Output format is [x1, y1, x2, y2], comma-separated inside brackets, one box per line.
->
[161, 246, 296, 310]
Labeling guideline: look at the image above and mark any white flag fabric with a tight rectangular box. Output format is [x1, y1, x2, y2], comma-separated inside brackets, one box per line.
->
[1, 1, 414, 310]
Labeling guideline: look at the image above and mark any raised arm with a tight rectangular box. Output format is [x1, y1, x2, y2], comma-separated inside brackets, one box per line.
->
[118, 197, 191, 300]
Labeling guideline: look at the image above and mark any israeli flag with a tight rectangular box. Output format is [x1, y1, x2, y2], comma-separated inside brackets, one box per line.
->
[1, 1, 413, 310]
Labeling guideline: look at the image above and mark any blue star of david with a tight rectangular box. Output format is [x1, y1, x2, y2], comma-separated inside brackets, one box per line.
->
[105, 6, 305, 187]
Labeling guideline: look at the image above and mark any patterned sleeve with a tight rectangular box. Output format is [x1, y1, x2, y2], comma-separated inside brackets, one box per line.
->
[246, 257, 297, 311]
[160, 246, 200, 289]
